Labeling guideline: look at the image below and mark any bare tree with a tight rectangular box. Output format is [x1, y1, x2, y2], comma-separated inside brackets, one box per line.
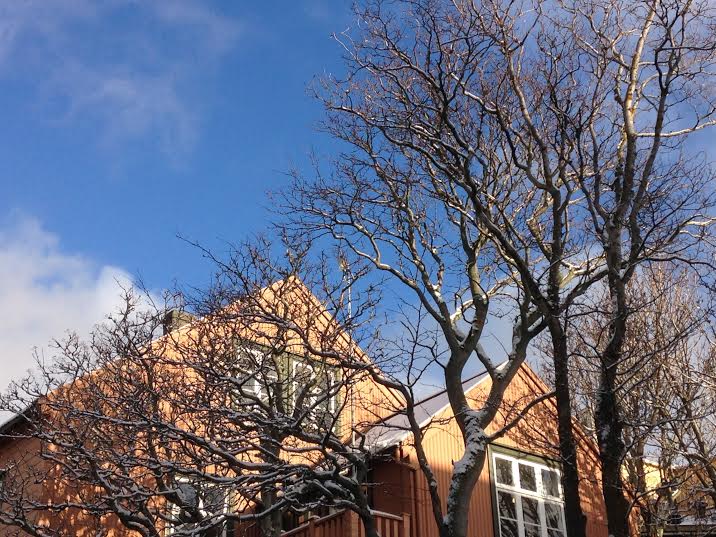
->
[568, 268, 716, 534]
[280, 0, 716, 535]
[564, 0, 716, 531]
[283, 2, 575, 535]
[1, 2, 713, 537]
[0, 246, 393, 537]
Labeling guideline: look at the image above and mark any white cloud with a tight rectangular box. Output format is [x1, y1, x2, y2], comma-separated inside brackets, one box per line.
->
[149, 2, 241, 55]
[0, 214, 136, 393]
[0, 0, 100, 65]
[54, 62, 199, 156]
[0, 0, 240, 158]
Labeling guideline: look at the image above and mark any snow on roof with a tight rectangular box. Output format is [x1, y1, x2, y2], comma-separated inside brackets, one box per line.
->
[0, 405, 34, 435]
[674, 514, 716, 526]
[0, 411, 13, 429]
[364, 370, 490, 451]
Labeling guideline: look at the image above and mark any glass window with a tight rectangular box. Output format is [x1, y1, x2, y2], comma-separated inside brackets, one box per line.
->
[495, 457, 514, 486]
[293, 361, 318, 409]
[521, 496, 540, 524]
[545, 502, 565, 534]
[492, 452, 566, 537]
[519, 463, 537, 492]
[498, 490, 518, 519]
[232, 348, 280, 409]
[497, 490, 519, 537]
[292, 360, 339, 431]
[522, 497, 541, 537]
[542, 469, 560, 498]
[232, 350, 339, 432]
[500, 519, 519, 537]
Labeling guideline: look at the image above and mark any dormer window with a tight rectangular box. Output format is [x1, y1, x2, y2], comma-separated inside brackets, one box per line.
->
[232, 346, 340, 431]
[292, 361, 339, 430]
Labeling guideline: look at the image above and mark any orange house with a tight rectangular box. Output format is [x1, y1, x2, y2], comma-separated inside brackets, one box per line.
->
[362, 364, 609, 537]
[0, 282, 609, 537]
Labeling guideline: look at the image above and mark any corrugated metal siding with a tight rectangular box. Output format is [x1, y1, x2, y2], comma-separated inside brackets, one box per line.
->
[396, 364, 609, 537]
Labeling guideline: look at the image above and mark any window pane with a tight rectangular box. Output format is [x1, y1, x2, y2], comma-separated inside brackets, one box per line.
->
[495, 458, 514, 486]
[498, 491, 518, 519]
[549, 530, 566, 537]
[293, 362, 316, 408]
[525, 524, 541, 537]
[519, 463, 537, 492]
[542, 469, 560, 498]
[545, 502, 565, 530]
[521, 496, 540, 525]
[500, 519, 518, 537]
[315, 370, 335, 412]
[202, 487, 226, 513]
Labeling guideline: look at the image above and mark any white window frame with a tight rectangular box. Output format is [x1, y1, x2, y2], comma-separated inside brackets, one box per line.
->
[492, 451, 566, 537]
[243, 369, 279, 405]
[234, 348, 279, 407]
[233, 346, 340, 426]
[165, 480, 231, 537]
[291, 361, 338, 425]
[292, 360, 318, 409]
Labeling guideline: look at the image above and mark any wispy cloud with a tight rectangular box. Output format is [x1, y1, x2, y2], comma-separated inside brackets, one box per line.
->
[0, 0, 99, 64]
[0, 0, 240, 159]
[149, 2, 241, 55]
[53, 62, 200, 156]
[0, 213, 137, 392]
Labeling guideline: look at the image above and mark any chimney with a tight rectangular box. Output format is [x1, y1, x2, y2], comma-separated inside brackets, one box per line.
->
[162, 309, 195, 335]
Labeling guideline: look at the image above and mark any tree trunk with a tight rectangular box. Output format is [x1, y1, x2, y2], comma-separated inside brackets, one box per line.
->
[594, 231, 633, 537]
[358, 509, 381, 537]
[550, 321, 588, 537]
[442, 434, 489, 537]
[595, 358, 631, 537]
[259, 487, 283, 537]
[353, 464, 381, 537]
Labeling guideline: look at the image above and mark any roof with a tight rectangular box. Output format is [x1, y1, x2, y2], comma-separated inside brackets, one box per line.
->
[364, 370, 490, 450]
[0, 405, 33, 435]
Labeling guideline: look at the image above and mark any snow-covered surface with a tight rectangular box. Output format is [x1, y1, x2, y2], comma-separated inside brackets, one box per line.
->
[675, 514, 716, 525]
[0, 413, 21, 433]
[0, 411, 13, 430]
[0, 406, 31, 433]
[364, 371, 489, 450]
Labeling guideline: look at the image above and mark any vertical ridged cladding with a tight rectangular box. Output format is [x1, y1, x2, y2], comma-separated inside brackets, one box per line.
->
[398, 364, 610, 537]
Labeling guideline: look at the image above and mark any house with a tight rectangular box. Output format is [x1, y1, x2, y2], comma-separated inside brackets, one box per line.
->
[360, 364, 609, 537]
[643, 462, 716, 537]
[0, 280, 610, 537]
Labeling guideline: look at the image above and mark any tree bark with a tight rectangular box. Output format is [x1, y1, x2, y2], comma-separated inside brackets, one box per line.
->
[550, 321, 588, 537]
[595, 358, 631, 537]
[442, 439, 489, 537]
[259, 486, 283, 537]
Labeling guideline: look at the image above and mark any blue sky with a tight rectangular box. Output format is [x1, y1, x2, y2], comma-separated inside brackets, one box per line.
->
[4, 1, 711, 393]
[0, 0, 354, 386]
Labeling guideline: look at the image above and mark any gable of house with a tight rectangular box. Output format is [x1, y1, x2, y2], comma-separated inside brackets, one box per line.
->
[366, 363, 609, 537]
[0, 278, 404, 537]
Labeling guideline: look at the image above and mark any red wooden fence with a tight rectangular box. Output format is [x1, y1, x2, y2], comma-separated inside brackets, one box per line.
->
[359, 510, 411, 537]
[282, 510, 346, 537]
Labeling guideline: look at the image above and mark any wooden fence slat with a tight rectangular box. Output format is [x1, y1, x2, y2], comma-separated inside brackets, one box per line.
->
[280, 508, 408, 537]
